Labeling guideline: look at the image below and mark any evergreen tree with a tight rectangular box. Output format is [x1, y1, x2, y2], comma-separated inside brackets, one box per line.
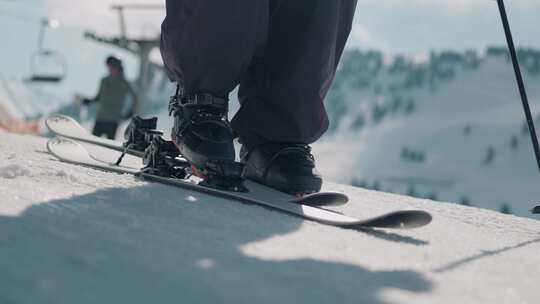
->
[459, 196, 472, 206]
[510, 135, 519, 150]
[484, 146, 496, 165]
[499, 203, 512, 214]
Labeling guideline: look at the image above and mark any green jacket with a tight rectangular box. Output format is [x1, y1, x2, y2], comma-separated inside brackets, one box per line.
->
[93, 74, 139, 121]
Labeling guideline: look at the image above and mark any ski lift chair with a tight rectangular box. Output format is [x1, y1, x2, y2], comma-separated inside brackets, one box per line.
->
[27, 49, 67, 83]
[25, 18, 67, 84]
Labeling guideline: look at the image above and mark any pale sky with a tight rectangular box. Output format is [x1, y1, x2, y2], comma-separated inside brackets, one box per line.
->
[39, 0, 540, 53]
[2, 0, 540, 55]
[350, 0, 540, 53]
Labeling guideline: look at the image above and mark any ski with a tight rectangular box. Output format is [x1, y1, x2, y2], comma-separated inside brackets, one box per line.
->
[45, 114, 145, 157]
[46, 137, 432, 229]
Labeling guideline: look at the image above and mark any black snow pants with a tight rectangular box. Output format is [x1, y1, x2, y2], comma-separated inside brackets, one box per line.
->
[161, 0, 357, 146]
[92, 120, 118, 140]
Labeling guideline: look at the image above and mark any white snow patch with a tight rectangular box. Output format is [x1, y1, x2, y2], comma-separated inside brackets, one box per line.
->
[0, 164, 32, 179]
[50, 169, 81, 183]
[186, 195, 198, 202]
[195, 258, 216, 270]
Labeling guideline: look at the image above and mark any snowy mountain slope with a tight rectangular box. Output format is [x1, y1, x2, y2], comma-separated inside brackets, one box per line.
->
[321, 49, 540, 218]
[0, 74, 70, 122]
[0, 131, 539, 304]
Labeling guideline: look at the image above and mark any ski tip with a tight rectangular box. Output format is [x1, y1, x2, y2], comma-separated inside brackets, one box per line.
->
[45, 114, 75, 130]
[45, 114, 73, 124]
[47, 136, 74, 150]
[359, 210, 433, 230]
[291, 192, 349, 207]
[395, 210, 433, 229]
[531, 205, 540, 214]
[46, 137, 87, 156]
[401, 210, 433, 229]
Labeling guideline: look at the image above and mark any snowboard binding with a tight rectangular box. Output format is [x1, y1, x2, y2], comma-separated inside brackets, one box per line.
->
[118, 113, 247, 192]
[123, 116, 159, 152]
[141, 135, 190, 179]
[141, 135, 247, 192]
[196, 159, 247, 192]
[115, 116, 160, 165]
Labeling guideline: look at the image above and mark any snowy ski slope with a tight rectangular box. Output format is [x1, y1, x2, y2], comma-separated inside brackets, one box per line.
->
[0, 131, 539, 303]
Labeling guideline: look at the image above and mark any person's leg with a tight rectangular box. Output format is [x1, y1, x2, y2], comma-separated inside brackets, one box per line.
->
[160, 0, 270, 175]
[92, 120, 105, 137]
[235, 0, 357, 194]
[104, 121, 119, 140]
[92, 120, 118, 139]
[160, 0, 269, 96]
[232, 0, 357, 146]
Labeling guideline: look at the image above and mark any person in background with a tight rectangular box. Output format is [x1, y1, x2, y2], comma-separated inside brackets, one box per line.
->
[82, 55, 139, 139]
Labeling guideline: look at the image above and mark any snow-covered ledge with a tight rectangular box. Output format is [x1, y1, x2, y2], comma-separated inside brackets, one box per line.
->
[0, 132, 539, 303]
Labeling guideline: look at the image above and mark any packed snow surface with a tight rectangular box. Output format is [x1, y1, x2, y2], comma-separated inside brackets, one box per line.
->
[0, 131, 539, 304]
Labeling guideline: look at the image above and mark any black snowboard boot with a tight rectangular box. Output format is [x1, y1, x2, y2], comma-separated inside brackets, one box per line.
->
[240, 143, 323, 195]
[169, 91, 235, 173]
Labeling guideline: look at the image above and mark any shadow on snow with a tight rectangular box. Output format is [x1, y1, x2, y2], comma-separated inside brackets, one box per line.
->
[433, 237, 540, 273]
[0, 184, 432, 304]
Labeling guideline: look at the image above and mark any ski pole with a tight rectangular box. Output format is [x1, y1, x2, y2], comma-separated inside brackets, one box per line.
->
[495, 0, 540, 213]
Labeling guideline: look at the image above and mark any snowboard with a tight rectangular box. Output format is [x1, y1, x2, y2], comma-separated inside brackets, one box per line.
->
[46, 114, 345, 207]
[46, 136, 432, 229]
